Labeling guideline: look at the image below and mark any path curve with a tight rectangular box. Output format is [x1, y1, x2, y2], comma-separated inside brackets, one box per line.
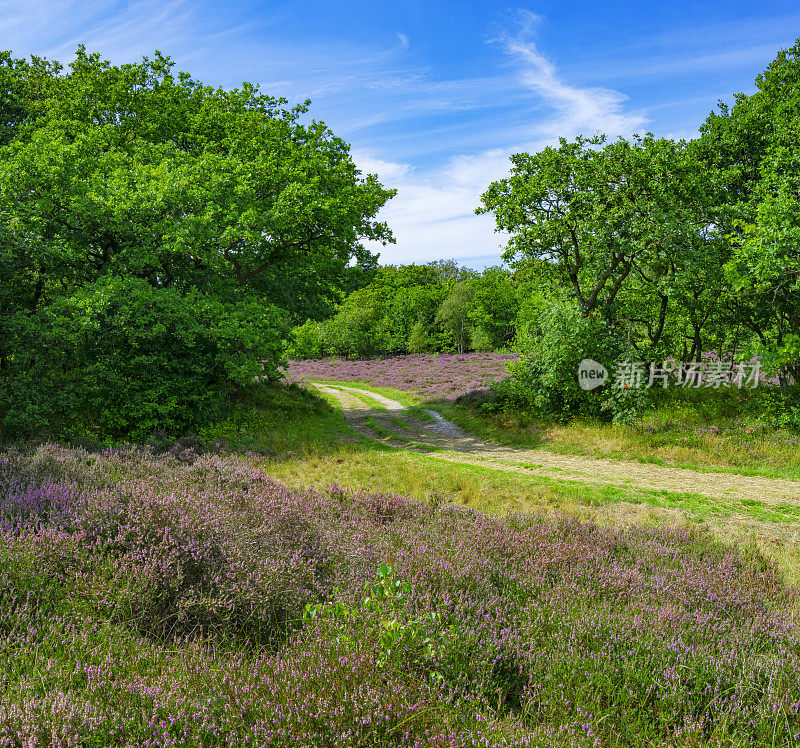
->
[314, 383, 800, 506]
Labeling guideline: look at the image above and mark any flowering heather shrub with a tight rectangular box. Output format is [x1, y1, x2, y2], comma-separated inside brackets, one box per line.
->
[285, 352, 519, 401]
[1, 444, 799, 746]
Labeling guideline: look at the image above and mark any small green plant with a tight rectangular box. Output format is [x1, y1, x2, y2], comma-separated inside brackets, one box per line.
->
[304, 564, 446, 671]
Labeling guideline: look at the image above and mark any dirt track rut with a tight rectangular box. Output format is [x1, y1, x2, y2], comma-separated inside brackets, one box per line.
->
[314, 383, 800, 506]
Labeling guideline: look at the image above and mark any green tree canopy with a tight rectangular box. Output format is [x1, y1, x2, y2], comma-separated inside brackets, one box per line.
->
[700, 40, 800, 389]
[0, 48, 395, 437]
[478, 134, 720, 320]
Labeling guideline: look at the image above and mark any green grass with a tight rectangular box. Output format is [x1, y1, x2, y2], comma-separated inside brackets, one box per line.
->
[312, 378, 800, 482]
[244, 388, 788, 522]
[265, 441, 800, 584]
[304, 378, 420, 407]
[431, 399, 800, 482]
[390, 418, 414, 430]
[198, 382, 366, 456]
[250, 380, 800, 583]
[364, 416, 393, 439]
[190, 381, 800, 583]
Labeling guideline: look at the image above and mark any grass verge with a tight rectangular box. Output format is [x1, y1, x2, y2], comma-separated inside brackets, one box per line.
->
[198, 381, 365, 456]
[302, 378, 420, 407]
[431, 399, 800, 482]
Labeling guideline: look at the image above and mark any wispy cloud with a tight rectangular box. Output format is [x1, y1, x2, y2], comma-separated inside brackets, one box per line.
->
[363, 11, 649, 266]
[0, 0, 210, 61]
[492, 10, 648, 139]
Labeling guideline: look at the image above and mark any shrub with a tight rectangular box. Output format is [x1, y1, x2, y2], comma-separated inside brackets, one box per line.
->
[756, 384, 800, 430]
[0, 50, 392, 439]
[0, 278, 287, 440]
[288, 318, 327, 359]
[497, 301, 647, 423]
[2, 444, 798, 745]
[407, 321, 431, 354]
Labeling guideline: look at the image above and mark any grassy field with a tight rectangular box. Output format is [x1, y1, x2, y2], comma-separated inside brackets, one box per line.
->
[195, 381, 800, 584]
[281, 382, 800, 584]
[287, 356, 800, 481]
[3, 382, 800, 746]
[434, 398, 800, 481]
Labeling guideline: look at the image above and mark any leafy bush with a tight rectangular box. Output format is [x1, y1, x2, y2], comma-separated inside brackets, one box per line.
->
[496, 301, 647, 423]
[1, 278, 287, 439]
[287, 318, 326, 359]
[304, 563, 447, 671]
[470, 325, 494, 353]
[407, 321, 431, 354]
[0, 49, 393, 438]
[322, 286, 391, 358]
[756, 384, 800, 430]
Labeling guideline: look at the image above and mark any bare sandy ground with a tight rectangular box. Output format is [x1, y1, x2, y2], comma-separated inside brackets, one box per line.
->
[314, 383, 800, 506]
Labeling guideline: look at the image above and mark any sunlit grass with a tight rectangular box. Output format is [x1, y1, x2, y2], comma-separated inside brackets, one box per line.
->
[198, 382, 367, 456]
[296, 366, 800, 481]
[433, 399, 800, 481]
[265, 380, 800, 584]
[305, 378, 421, 407]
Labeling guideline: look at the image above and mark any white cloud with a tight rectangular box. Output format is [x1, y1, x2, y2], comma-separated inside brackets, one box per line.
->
[494, 10, 648, 139]
[357, 147, 513, 266]
[353, 151, 413, 183]
[363, 12, 649, 266]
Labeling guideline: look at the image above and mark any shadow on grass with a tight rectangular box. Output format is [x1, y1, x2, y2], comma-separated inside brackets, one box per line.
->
[199, 381, 398, 459]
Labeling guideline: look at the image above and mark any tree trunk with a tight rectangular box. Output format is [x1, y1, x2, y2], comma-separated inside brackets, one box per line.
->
[651, 294, 668, 347]
[689, 324, 702, 362]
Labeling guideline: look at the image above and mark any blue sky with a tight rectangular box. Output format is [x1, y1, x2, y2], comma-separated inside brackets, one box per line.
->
[3, 0, 799, 266]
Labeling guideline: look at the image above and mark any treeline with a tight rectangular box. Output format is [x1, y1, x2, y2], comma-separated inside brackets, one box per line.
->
[474, 40, 800, 424]
[289, 260, 535, 358]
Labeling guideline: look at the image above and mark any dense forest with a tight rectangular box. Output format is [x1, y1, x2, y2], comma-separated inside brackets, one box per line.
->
[2, 39, 800, 438]
[289, 260, 524, 358]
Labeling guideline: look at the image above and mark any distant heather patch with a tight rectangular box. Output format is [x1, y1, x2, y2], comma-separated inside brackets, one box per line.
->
[285, 353, 519, 401]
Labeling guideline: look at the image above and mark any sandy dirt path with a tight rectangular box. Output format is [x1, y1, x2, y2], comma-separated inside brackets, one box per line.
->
[314, 383, 800, 506]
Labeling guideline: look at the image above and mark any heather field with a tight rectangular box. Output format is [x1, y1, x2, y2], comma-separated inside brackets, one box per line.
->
[285, 353, 519, 402]
[3, 443, 800, 747]
[6, 16, 800, 748]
